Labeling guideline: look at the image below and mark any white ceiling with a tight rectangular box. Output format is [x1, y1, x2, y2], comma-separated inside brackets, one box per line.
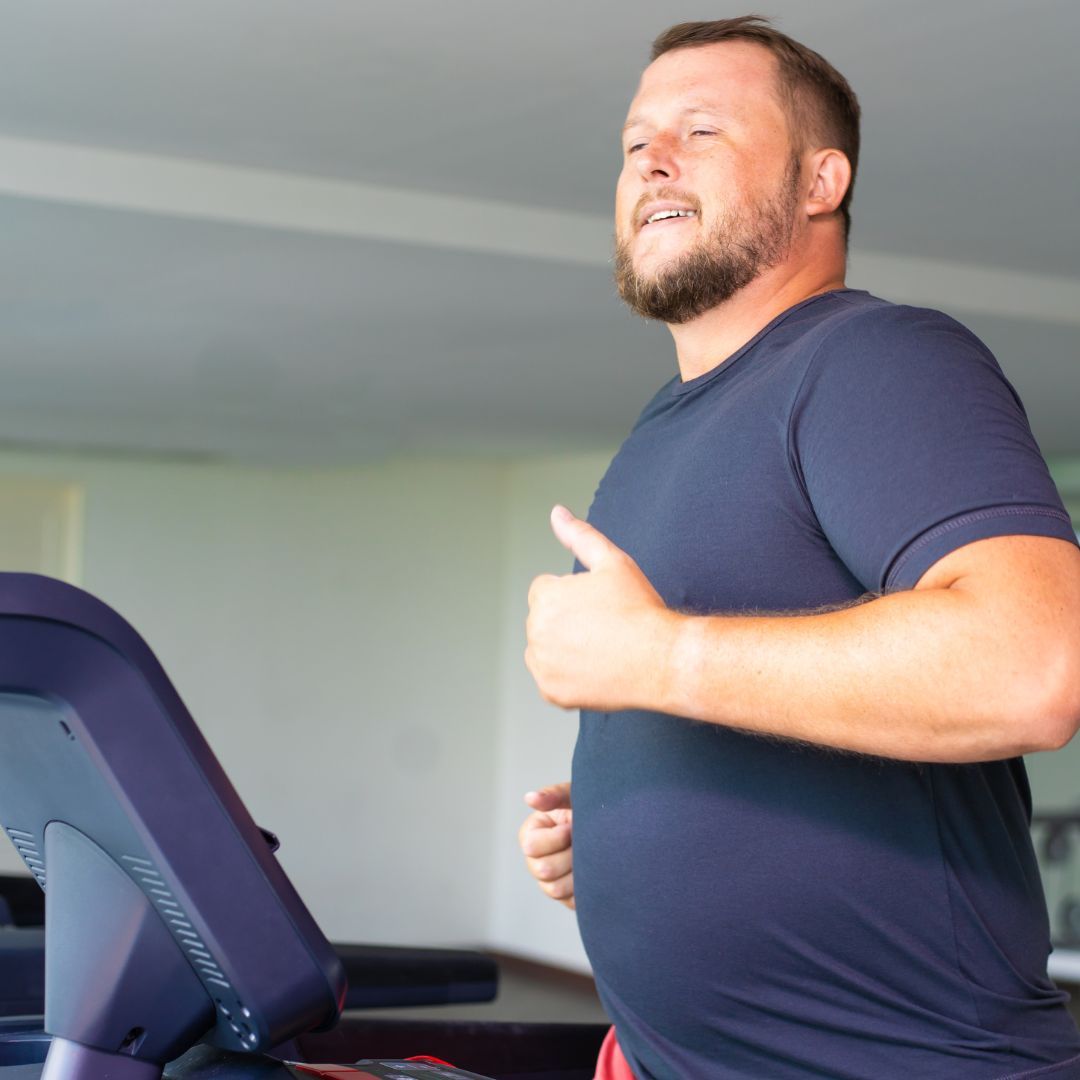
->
[0, 0, 1077, 464]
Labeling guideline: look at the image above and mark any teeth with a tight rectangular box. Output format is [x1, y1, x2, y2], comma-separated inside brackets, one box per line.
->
[646, 209, 697, 225]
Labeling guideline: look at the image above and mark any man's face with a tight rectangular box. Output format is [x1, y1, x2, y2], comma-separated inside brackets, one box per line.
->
[615, 42, 804, 323]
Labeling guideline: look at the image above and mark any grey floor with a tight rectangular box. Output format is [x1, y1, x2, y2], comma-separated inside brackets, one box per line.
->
[353, 961, 610, 1025]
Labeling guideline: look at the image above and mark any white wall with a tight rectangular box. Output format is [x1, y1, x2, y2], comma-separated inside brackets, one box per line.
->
[0, 450, 506, 948]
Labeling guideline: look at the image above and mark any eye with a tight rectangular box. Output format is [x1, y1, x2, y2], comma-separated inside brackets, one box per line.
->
[690, 128, 717, 137]
[626, 141, 647, 155]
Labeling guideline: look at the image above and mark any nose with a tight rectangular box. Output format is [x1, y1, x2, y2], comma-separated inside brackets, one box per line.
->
[635, 133, 681, 183]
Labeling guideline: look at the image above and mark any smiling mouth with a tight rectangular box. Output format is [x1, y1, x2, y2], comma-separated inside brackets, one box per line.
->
[641, 209, 698, 229]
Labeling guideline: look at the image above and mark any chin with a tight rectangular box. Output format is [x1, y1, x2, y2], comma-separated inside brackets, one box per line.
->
[633, 246, 687, 279]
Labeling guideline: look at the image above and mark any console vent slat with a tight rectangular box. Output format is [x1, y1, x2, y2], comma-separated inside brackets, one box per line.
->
[5, 826, 46, 888]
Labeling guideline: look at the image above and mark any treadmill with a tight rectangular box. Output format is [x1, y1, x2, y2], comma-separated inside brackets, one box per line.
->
[0, 573, 606, 1079]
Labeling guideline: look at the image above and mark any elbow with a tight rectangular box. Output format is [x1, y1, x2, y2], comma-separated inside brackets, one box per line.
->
[1030, 702, 1080, 754]
[1027, 713, 1079, 754]
[1013, 643, 1080, 754]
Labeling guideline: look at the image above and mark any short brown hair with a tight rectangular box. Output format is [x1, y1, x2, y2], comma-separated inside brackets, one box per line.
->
[651, 15, 861, 238]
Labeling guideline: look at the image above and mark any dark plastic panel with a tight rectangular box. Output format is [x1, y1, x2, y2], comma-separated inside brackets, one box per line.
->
[0, 573, 345, 1067]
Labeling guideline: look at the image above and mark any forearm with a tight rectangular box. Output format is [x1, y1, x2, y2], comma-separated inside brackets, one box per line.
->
[657, 585, 1072, 763]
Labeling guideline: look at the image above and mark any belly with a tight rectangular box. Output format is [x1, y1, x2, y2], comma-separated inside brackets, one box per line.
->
[571, 711, 962, 1044]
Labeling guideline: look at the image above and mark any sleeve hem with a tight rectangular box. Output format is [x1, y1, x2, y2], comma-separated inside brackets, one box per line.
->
[884, 506, 1078, 592]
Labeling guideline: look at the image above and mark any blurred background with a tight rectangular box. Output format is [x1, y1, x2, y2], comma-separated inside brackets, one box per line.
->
[0, 0, 1077, 979]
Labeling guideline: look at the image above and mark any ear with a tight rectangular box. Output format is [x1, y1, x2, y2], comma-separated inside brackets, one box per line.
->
[805, 149, 852, 220]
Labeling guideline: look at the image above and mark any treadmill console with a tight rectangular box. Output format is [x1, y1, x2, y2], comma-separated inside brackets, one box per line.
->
[0, 573, 347, 1078]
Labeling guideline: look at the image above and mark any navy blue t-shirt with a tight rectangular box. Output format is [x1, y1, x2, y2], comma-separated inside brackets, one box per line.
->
[572, 290, 1080, 1079]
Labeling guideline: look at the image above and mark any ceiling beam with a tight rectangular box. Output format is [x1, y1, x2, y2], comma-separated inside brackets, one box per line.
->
[0, 135, 611, 267]
[2, 136, 1079, 327]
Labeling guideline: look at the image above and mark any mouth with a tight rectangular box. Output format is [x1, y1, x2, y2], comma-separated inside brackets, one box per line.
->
[638, 207, 699, 232]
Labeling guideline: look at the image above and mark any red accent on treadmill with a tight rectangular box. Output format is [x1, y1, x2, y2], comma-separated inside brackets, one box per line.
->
[405, 1056, 458, 1067]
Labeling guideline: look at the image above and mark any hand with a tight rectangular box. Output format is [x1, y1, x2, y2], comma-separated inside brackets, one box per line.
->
[525, 505, 679, 711]
[518, 782, 575, 909]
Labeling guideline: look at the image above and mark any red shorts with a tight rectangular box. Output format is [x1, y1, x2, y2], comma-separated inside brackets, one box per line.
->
[594, 1026, 635, 1080]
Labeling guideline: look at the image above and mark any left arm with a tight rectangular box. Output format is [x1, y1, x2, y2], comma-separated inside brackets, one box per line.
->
[525, 506, 1080, 763]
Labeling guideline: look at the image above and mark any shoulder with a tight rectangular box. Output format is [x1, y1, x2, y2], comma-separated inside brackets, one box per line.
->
[793, 291, 1012, 405]
[811, 291, 991, 356]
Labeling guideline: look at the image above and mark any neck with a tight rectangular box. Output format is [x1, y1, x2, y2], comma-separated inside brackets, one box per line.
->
[667, 256, 847, 382]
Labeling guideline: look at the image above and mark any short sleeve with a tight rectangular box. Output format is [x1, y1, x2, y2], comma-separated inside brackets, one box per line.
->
[788, 303, 1077, 593]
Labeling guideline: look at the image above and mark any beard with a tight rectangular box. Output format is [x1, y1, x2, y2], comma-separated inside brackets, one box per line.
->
[614, 157, 803, 324]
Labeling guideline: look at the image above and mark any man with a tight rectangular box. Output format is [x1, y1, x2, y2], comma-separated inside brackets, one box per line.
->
[520, 16, 1080, 1080]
